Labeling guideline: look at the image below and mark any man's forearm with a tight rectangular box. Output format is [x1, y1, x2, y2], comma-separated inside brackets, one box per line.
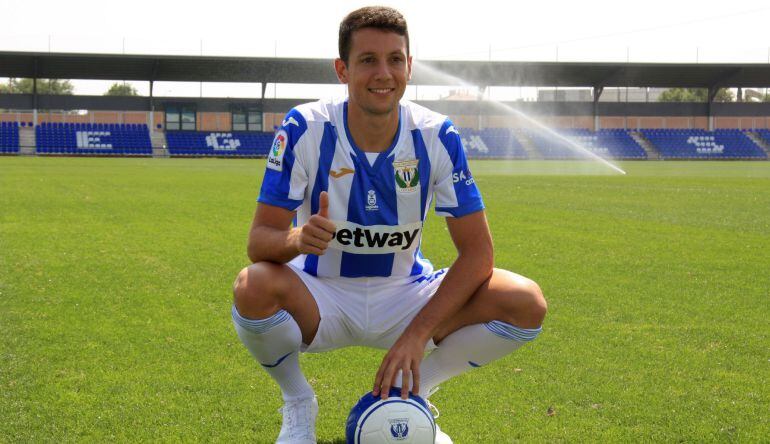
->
[247, 225, 301, 264]
[403, 252, 494, 342]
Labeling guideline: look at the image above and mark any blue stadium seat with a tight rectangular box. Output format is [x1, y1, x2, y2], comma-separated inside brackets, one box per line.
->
[0, 121, 20, 154]
[36, 122, 152, 156]
[522, 128, 646, 159]
[457, 128, 529, 159]
[165, 131, 272, 157]
[640, 129, 766, 159]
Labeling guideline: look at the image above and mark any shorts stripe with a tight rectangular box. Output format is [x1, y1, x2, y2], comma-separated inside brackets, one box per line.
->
[410, 268, 447, 285]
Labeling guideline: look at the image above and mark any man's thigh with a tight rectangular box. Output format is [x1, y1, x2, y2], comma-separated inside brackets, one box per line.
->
[284, 263, 364, 353]
[432, 267, 544, 343]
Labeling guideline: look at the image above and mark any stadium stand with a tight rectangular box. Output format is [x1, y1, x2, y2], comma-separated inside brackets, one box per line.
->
[755, 129, 770, 147]
[165, 131, 274, 157]
[0, 121, 20, 154]
[640, 129, 767, 159]
[523, 128, 647, 159]
[459, 128, 528, 159]
[35, 122, 152, 155]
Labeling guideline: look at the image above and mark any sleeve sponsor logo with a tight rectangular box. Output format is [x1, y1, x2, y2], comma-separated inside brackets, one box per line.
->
[452, 169, 475, 186]
[267, 129, 288, 171]
[329, 221, 422, 254]
[282, 116, 300, 127]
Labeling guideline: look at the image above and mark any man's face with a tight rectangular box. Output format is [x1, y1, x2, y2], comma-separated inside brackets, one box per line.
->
[335, 28, 412, 116]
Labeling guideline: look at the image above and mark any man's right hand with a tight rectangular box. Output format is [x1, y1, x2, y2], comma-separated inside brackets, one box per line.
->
[294, 191, 336, 256]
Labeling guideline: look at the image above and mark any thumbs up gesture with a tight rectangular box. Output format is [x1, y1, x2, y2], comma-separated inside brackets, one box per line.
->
[295, 191, 336, 256]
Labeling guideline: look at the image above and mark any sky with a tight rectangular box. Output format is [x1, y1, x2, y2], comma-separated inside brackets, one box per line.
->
[2, 0, 769, 98]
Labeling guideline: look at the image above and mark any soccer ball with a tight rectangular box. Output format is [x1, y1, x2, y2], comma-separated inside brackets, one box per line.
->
[346, 388, 436, 444]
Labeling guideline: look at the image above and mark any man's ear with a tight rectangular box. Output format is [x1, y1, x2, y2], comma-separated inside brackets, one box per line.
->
[334, 58, 349, 84]
[406, 55, 413, 82]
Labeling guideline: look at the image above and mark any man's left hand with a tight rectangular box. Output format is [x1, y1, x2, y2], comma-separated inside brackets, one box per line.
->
[372, 333, 427, 400]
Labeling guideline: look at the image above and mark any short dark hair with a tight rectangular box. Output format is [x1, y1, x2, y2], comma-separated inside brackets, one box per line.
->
[338, 6, 409, 63]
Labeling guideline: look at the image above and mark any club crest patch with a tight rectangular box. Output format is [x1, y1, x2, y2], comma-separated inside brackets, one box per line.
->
[267, 130, 288, 171]
[393, 159, 419, 194]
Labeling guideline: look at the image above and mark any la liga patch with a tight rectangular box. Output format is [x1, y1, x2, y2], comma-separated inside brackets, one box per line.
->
[267, 130, 288, 171]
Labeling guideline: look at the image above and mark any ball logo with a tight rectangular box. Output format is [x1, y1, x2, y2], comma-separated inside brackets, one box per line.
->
[393, 159, 419, 194]
[267, 130, 288, 171]
[389, 418, 409, 440]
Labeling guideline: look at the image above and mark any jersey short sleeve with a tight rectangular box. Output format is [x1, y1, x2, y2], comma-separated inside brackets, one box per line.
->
[433, 119, 485, 217]
[257, 109, 310, 211]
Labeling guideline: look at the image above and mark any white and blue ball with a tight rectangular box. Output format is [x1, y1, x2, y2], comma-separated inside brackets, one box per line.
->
[346, 388, 435, 444]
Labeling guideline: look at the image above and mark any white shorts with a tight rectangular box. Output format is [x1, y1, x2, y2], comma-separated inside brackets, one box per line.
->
[286, 263, 448, 354]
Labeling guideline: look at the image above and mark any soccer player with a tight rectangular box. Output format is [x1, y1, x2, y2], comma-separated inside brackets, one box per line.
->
[231, 6, 547, 443]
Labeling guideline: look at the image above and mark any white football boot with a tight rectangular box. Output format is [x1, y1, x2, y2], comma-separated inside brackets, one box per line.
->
[426, 388, 453, 444]
[275, 396, 318, 444]
[434, 424, 453, 444]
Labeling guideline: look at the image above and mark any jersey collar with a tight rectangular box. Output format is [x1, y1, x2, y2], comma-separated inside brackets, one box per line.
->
[343, 101, 402, 175]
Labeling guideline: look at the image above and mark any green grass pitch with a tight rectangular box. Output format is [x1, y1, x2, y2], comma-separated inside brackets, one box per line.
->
[1, 157, 768, 443]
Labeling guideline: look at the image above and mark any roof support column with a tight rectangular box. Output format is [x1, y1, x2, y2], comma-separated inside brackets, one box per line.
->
[32, 57, 39, 127]
[478, 85, 487, 130]
[707, 86, 718, 131]
[593, 86, 603, 131]
[149, 80, 155, 131]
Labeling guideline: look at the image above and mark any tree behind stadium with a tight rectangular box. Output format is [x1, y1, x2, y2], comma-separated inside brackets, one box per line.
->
[0, 78, 74, 95]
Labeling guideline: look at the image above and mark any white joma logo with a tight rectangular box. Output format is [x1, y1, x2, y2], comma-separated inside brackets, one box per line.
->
[282, 117, 299, 127]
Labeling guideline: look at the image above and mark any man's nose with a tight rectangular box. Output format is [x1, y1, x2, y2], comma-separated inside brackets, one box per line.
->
[373, 60, 393, 80]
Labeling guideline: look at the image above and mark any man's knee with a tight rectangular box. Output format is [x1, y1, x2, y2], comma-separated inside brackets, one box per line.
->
[500, 272, 547, 328]
[518, 278, 547, 326]
[232, 262, 284, 318]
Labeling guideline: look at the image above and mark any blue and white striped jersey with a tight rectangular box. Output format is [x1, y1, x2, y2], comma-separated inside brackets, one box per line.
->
[258, 97, 484, 279]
